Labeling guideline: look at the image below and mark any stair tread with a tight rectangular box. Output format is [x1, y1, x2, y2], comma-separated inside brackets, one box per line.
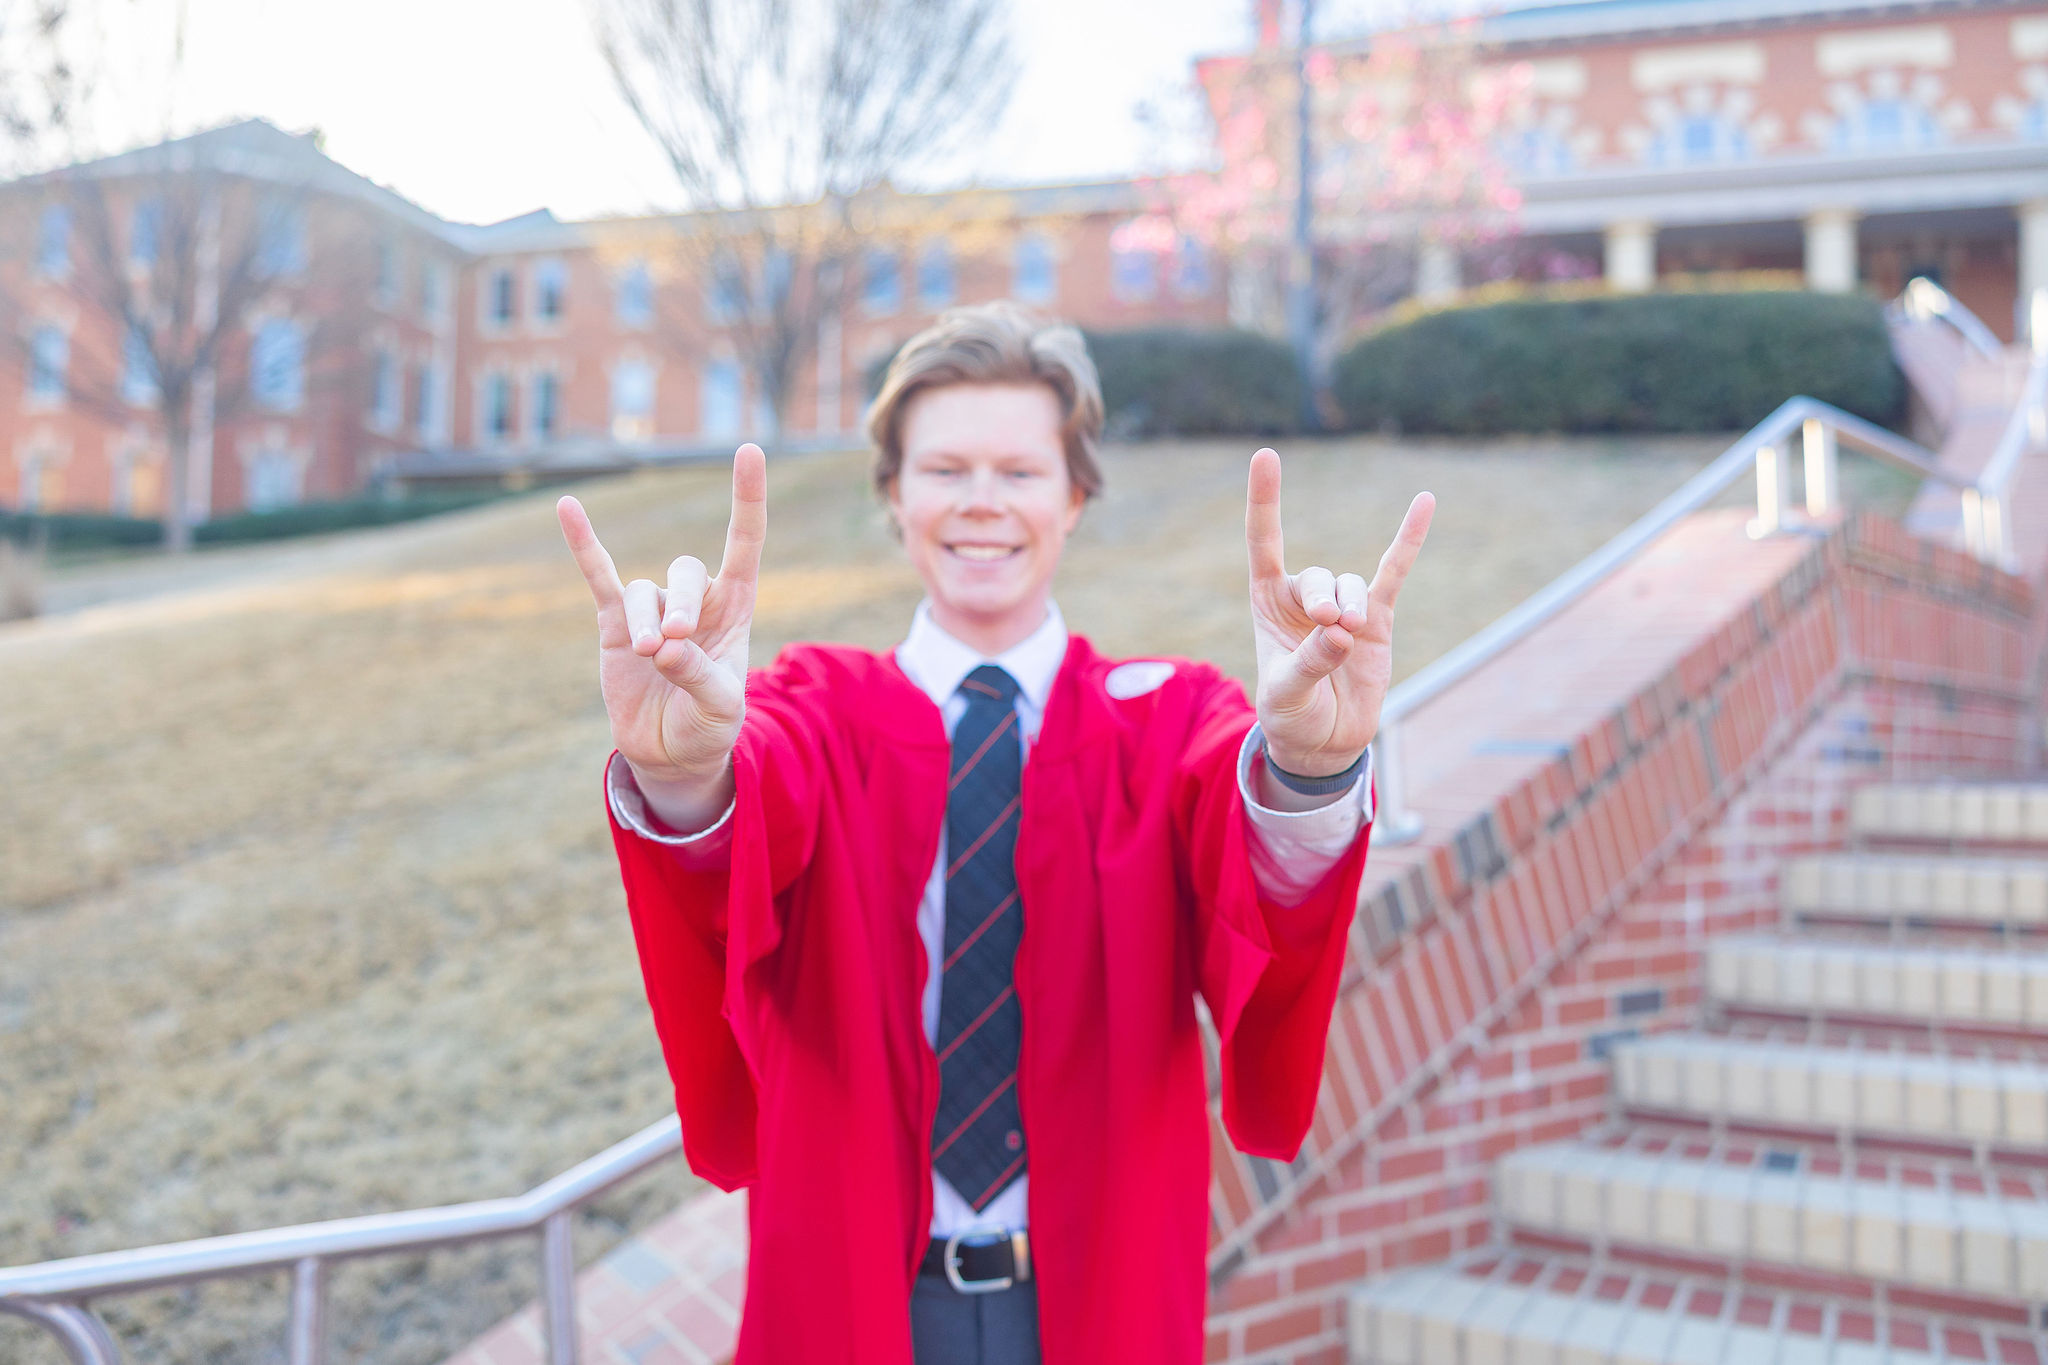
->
[1346, 1252, 2033, 1365]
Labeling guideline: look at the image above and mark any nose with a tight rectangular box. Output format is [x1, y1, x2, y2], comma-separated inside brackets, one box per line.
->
[957, 466, 1004, 516]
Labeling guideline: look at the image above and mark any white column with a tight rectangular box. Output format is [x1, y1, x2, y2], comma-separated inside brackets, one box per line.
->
[1604, 220, 1656, 293]
[2020, 199, 2048, 346]
[1415, 240, 1461, 301]
[1803, 208, 1861, 294]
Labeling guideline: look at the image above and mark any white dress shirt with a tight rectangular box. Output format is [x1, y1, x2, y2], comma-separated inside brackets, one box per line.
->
[607, 600, 1373, 1238]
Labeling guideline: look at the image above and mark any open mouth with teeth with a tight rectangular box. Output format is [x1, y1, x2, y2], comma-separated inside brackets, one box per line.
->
[947, 544, 1022, 562]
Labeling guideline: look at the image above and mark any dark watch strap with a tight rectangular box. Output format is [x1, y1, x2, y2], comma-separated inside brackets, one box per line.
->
[1258, 728, 1366, 796]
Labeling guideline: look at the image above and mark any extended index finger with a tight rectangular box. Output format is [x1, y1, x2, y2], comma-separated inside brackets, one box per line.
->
[557, 495, 626, 614]
[718, 442, 767, 585]
[1245, 447, 1287, 585]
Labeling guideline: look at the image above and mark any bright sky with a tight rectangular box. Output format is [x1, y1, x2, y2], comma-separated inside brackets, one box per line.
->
[81, 0, 1260, 227]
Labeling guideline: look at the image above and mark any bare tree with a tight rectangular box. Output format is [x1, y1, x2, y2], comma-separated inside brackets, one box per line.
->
[591, 0, 1017, 432]
[1, 149, 377, 550]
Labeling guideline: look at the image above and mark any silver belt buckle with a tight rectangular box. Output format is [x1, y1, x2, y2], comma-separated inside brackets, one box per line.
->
[943, 1225, 1025, 1294]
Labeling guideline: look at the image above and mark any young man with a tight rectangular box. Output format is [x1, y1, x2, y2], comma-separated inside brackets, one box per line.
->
[559, 303, 1433, 1364]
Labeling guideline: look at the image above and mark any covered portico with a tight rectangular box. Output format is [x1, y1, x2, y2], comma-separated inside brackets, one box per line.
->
[1506, 140, 2048, 339]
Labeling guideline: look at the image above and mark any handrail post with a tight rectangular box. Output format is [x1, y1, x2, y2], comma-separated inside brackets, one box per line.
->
[287, 1257, 326, 1365]
[1802, 419, 1838, 519]
[0, 1300, 123, 1364]
[1369, 718, 1427, 846]
[540, 1212, 578, 1365]
[1748, 442, 1790, 538]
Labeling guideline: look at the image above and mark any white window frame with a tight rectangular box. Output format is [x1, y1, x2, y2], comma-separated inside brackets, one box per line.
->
[531, 257, 568, 328]
[610, 356, 658, 443]
[527, 368, 562, 442]
[249, 316, 307, 413]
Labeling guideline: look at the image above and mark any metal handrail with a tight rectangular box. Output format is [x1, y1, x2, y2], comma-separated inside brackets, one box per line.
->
[0, 1117, 682, 1364]
[1889, 274, 2004, 359]
[1368, 354, 2036, 843]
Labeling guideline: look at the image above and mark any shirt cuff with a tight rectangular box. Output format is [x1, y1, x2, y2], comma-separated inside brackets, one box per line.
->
[606, 750, 737, 856]
[1237, 727, 1374, 907]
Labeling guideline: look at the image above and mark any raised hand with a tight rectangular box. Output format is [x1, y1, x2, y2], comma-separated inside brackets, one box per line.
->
[559, 443, 767, 801]
[1245, 447, 1433, 779]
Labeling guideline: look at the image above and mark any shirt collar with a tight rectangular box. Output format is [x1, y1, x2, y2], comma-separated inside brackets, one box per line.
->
[897, 599, 1068, 713]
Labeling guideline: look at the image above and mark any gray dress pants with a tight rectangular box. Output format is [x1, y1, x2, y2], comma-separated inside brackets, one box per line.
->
[909, 1275, 1043, 1365]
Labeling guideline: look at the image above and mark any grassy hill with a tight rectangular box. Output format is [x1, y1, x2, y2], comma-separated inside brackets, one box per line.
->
[0, 435, 1917, 1364]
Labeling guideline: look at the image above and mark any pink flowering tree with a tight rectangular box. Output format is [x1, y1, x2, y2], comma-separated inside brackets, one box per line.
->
[1124, 10, 1530, 406]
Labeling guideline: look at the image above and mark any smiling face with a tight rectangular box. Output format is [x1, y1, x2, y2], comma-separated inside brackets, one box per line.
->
[887, 381, 1086, 657]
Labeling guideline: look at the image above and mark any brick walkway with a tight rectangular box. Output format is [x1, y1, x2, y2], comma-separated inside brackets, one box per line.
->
[441, 1188, 746, 1365]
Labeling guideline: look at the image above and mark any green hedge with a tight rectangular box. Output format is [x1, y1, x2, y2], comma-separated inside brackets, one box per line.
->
[192, 491, 508, 545]
[1333, 291, 1905, 435]
[1, 491, 510, 552]
[865, 326, 1302, 438]
[1085, 328, 1301, 438]
[0, 509, 162, 552]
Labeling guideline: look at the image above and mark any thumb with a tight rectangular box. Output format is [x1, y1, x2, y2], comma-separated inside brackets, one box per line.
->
[653, 637, 742, 717]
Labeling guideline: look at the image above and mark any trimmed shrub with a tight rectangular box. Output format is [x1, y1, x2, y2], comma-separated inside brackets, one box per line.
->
[1084, 328, 1302, 438]
[864, 326, 1303, 438]
[0, 509, 162, 552]
[0, 491, 511, 552]
[192, 491, 510, 544]
[1333, 291, 1905, 435]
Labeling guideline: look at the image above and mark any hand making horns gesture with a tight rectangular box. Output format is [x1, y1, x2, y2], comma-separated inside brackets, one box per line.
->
[557, 442, 767, 789]
[1246, 447, 1435, 778]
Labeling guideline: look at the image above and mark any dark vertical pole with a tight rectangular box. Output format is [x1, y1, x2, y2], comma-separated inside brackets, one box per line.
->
[1287, 0, 1319, 431]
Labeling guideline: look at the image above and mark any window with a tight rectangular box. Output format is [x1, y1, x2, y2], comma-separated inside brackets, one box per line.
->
[916, 241, 955, 311]
[122, 324, 157, 405]
[700, 358, 742, 439]
[111, 442, 160, 517]
[1173, 237, 1212, 298]
[530, 371, 560, 439]
[706, 256, 746, 325]
[377, 240, 400, 308]
[532, 258, 567, 323]
[27, 323, 66, 401]
[250, 319, 306, 411]
[36, 204, 68, 278]
[421, 260, 450, 324]
[616, 259, 653, 327]
[1111, 241, 1158, 302]
[611, 358, 656, 441]
[482, 373, 515, 443]
[414, 362, 444, 442]
[17, 448, 58, 510]
[862, 248, 902, 314]
[487, 266, 516, 327]
[759, 248, 792, 313]
[370, 348, 400, 430]
[246, 447, 303, 512]
[130, 200, 161, 268]
[255, 200, 307, 277]
[1013, 235, 1055, 304]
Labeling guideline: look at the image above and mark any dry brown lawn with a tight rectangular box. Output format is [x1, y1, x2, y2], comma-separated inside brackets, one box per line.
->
[0, 434, 1920, 1364]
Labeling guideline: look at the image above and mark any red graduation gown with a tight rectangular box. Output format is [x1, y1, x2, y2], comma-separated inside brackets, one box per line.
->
[604, 633, 1372, 1364]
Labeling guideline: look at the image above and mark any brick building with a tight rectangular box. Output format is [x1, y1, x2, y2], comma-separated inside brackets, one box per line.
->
[0, 121, 1226, 521]
[1219, 0, 2048, 343]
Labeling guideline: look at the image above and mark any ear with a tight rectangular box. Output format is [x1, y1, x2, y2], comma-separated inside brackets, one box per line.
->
[1062, 481, 1086, 535]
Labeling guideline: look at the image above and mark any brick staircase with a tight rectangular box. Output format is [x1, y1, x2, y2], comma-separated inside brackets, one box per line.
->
[1349, 781, 2048, 1364]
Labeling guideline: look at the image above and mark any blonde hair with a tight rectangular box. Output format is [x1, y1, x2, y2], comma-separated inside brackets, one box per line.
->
[866, 300, 1105, 501]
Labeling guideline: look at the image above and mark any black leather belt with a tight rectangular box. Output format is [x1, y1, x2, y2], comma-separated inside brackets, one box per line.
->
[920, 1230, 1032, 1293]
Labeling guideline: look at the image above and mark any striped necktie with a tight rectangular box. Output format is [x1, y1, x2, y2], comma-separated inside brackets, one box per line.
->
[931, 663, 1028, 1212]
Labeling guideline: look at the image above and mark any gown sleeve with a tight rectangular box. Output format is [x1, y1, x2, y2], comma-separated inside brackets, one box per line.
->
[603, 649, 834, 1189]
[1170, 668, 1374, 1160]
